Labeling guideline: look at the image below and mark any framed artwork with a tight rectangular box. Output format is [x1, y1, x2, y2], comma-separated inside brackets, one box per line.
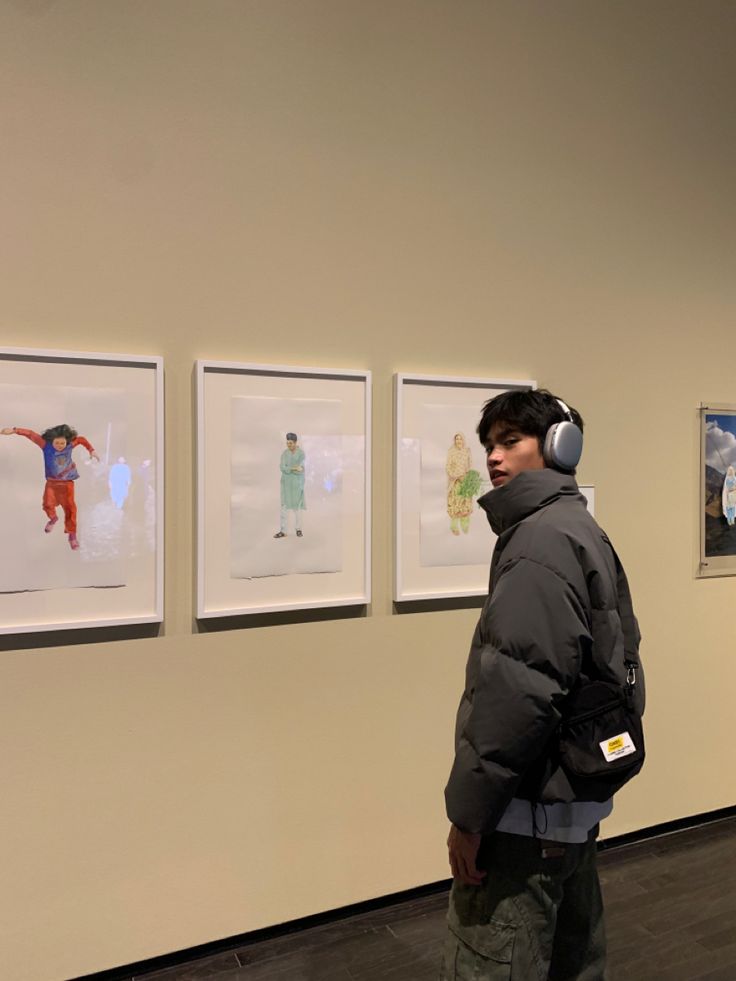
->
[196, 361, 371, 617]
[394, 372, 535, 601]
[698, 403, 736, 578]
[0, 347, 164, 633]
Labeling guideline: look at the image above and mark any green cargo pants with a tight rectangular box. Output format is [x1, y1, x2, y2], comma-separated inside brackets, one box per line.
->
[440, 831, 606, 981]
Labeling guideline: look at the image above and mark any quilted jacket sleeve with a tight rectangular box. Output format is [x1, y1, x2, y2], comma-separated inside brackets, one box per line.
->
[444, 556, 592, 834]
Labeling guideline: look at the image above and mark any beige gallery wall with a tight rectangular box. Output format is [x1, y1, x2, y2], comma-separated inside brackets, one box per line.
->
[1, 2, 735, 979]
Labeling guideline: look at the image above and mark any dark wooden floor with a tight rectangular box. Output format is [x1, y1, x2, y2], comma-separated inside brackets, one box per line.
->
[124, 817, 736, 981]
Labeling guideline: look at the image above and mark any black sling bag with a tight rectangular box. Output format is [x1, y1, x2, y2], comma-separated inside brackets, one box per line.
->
[558, 546, 645, 802]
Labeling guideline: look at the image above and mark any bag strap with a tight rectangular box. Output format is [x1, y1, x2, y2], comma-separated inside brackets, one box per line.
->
[602, 537, 642, 701]
[609, 544, 639, 664]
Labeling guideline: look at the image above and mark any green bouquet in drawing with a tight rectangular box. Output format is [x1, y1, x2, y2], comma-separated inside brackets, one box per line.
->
[456, 469, 482, 500]
[446, 434, 483, 536]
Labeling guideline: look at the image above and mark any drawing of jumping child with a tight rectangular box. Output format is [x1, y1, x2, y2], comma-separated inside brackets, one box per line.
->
[1, 424, 99, 550]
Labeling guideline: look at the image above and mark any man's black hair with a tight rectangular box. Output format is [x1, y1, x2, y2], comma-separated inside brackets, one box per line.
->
[477, 389, 584, 451]
[42, 423, 78, 443]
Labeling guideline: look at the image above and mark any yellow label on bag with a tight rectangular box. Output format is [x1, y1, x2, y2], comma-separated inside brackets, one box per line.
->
[600, 731, 636, 763]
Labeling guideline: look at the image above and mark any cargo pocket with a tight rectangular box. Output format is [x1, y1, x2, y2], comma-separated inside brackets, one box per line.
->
[442, 919, 515, 980]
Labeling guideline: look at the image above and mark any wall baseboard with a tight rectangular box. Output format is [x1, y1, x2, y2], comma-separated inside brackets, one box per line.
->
[597, 803, 736, 851]
[73, 804, 736, 981]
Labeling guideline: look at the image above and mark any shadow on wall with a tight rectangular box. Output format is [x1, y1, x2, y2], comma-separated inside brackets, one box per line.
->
[0, 621, 161, 652]
[194, 604, 369, 633]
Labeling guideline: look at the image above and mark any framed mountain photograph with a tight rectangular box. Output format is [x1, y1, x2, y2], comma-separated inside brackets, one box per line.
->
[699, 402, 736, 578]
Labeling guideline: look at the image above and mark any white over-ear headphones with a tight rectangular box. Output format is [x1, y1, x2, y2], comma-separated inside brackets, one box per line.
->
[543, 398, 583, 472]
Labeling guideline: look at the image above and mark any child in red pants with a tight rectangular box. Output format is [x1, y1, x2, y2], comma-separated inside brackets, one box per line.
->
[2, 423, 99, 550]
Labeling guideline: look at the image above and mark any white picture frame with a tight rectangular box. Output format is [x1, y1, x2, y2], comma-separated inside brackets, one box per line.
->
[394, 372, 535, 602]
[196, 360, 371, 618]
[0, 346, 164, 633]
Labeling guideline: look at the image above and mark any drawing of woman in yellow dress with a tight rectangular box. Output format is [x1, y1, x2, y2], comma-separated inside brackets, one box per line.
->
[446, 433, 478, 536]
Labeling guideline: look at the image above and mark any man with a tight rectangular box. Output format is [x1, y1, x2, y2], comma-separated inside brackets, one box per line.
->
[273, 432, 305, 539]
[441, 389, 644, 981]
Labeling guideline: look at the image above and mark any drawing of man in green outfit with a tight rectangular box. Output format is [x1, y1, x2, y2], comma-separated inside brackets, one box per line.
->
[274, 432, 305, 538]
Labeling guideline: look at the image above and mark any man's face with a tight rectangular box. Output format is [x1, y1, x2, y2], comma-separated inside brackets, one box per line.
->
[52, 437, 68, 452]
[485, 423, 545, 488]
[286, 439, 296, 451]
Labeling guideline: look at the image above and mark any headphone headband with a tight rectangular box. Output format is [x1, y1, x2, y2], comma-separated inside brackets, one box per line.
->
[556, 398, 573, 422]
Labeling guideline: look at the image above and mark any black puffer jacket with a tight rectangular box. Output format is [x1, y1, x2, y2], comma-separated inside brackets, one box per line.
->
[444, 469, 644, 835]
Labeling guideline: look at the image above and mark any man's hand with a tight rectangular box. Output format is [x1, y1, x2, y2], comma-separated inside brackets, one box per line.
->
[447, 824, 486, 885]
[90, 452, 100, 462]
[1, 428, 14, 435]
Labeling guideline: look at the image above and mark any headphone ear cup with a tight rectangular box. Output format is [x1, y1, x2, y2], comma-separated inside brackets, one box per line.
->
[544, 421, 583, 472]
[543, 424, 559, 467]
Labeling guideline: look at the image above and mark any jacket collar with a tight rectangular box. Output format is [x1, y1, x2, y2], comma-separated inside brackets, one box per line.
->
[478, 469, 583, 535]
